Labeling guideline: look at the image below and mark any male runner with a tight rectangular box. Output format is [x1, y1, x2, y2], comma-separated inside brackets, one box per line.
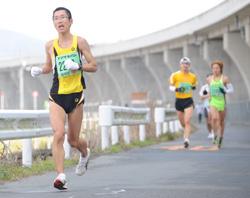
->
[169, 57, 197, 148]
[31, 7, 97, 190]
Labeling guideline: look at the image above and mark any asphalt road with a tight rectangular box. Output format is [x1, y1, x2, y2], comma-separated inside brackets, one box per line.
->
[0, 123, 250, 198]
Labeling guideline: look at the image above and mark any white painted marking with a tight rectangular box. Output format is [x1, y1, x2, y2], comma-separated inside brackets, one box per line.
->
[95, 188, 126, 196]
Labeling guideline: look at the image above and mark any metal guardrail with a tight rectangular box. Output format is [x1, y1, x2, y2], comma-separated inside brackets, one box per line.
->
[0, 110, 51, 140]
[0, 128, 52, 141]
[0, 110, 51, 167]
[0, 107, 180, 165]
[99, 105, 151, 150]
[0, 110, 99, 166]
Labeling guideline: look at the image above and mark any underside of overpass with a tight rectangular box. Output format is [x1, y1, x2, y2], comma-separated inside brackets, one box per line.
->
[0, 0, 249, 123]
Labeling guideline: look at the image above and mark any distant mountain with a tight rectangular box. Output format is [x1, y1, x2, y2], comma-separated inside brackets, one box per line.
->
[0, 29, 44, 59]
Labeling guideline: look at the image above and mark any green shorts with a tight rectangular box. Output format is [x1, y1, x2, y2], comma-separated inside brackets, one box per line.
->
[210, 97, 225, 111]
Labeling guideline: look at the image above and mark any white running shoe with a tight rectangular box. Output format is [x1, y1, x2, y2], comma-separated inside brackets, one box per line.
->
[75, 148, 90, 176]
[53, 173, 67, 190]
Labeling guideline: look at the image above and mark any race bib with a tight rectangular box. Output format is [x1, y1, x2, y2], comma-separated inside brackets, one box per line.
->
[56, 52, 80, 77]
[210, 86, 223, 97]
[179, 82, 192, 93]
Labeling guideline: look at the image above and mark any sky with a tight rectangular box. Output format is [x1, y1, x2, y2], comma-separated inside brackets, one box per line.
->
[0, 0, 224, 45]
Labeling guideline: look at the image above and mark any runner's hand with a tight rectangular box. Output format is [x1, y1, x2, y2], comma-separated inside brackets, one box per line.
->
[64, 59, 79, 70]
[176, 87, 185, 93]
[219, 87, 226, 94]
[203, 90, 208, 95]
[31, 67, 42, 77]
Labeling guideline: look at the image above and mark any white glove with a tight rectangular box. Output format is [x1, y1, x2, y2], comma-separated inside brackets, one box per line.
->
[31, 67, 42, 77]
[224, 83, 234, 94]
[64, 59, 79, 70]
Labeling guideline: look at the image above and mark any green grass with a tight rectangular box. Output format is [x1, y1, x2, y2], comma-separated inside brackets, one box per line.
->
[0, 158, 77, 182]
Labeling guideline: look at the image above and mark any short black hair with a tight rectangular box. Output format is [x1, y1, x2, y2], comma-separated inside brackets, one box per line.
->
[53, 7, 72, 20]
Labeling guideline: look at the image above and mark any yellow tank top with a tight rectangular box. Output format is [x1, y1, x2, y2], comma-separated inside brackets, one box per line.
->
[170, 71, 197, 99]
[50, 35, 85, 94]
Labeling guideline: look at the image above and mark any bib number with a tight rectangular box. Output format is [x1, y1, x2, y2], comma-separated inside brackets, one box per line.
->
[56, 52, 80, 77]
[210, 86, 223, 97]
[179, 82, 192, 93]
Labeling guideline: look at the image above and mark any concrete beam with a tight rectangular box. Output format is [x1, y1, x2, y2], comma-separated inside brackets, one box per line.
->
[83, 74, 102, 103]
[144, 53, 166, 102]
[123, 56, 161, 102]
[245, 24, 250, 47]
[121, 57, 138, 92]
[107, 59, 135, 105]
[163, 48, 183, 72]
[0, 71, 19, 109]
[90, 62, 121, 104]
[223, 31, 250, 99]
[105, 60, 125, 105]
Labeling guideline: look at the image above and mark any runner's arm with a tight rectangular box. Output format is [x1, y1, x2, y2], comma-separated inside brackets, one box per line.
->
[30, 41, 52, 77]
[78, 37, 97, 72]
[192, 75, 198, 90]
[223, 76, 234, 94]
[199, 85, 209, 99]
[42, 41, 53, 74]
[169, 74, 176, 92]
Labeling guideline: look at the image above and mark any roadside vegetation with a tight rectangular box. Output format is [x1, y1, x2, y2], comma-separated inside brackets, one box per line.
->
[0, 131, 181, 182]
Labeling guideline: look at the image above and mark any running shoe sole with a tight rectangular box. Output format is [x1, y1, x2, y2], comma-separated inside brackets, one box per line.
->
[53, 179, 67, 190]
[184, 141, 189, 149]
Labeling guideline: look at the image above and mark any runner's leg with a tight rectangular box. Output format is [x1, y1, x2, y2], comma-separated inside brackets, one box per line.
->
[67, 104, 87, 156]
[49, 101, 66, 174]
[184, 106, 193, 140]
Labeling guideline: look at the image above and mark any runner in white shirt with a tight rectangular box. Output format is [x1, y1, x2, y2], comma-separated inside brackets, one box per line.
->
[199, 79, 214, 139]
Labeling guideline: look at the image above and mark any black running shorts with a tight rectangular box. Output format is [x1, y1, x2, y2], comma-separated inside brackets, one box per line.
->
[49, 92, 84, 114]
[175, 98, 194, 112]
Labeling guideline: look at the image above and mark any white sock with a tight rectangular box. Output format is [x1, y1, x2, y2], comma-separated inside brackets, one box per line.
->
[57, 173, 66, 180]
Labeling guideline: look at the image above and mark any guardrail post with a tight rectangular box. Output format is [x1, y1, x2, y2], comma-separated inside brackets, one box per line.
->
[99, 105, 113, 150]
[22, 139, 32, 167]
[101, 126, 109, 150]
[163, 122, 168, 134]
[154, 107, 165, 137]
[47, 137, 52, 149]
[178, 121, 183, 131]
[63, 134, 71, 159]
[139, 124, 146, 141]
[174, 120, 180, 132]
[123, 125, 130, 144]
[111, 126, 119, 145]
[169, 121, 175, 133]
